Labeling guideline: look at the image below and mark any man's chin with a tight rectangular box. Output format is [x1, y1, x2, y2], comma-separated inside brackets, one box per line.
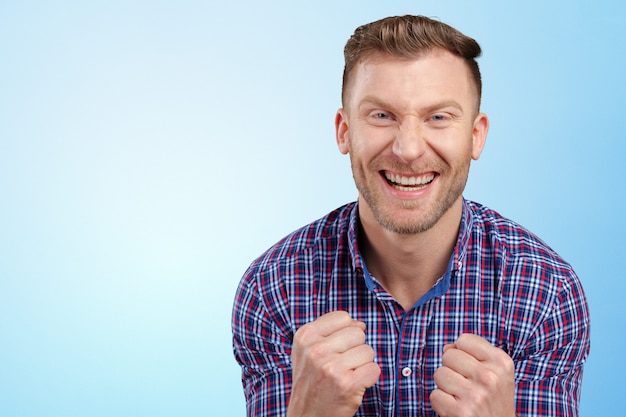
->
[373, 210, 439, 235]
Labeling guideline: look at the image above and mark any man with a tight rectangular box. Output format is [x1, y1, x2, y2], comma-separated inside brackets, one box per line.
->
[232, 15, 590, 417]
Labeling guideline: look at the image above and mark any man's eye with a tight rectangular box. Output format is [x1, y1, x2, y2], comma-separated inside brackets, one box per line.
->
[374, 112, 390, 119]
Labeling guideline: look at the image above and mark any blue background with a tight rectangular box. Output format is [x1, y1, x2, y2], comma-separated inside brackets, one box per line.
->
[1, 1, 624, 415]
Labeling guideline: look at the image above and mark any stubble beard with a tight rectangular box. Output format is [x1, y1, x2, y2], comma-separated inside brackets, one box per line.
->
[353, 160, 471, 235]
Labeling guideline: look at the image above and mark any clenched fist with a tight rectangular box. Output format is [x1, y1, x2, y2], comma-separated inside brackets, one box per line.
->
[430, 334, 517, 417]
[287, 311, 381, 417]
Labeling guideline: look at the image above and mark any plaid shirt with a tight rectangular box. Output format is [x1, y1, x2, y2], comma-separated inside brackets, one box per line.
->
[232, 199, 590, 416]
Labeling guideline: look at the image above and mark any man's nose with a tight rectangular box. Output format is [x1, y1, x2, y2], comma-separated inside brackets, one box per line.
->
[392, 118, 427, 163]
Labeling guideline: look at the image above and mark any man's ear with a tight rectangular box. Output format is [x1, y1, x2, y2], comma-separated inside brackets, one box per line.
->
[335, 108, 350, 155]
[471, 112, 489, 160]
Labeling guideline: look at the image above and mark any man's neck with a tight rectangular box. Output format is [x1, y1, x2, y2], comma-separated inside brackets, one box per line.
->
[358, 199, 463, 311]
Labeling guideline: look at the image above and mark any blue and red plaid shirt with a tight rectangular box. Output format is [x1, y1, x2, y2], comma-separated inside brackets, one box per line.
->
[232, 199, 590, 416]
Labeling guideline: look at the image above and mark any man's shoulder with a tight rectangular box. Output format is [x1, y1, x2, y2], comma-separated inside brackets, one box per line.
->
[465, 200, 573, 273]
[246, 202, 356, 274]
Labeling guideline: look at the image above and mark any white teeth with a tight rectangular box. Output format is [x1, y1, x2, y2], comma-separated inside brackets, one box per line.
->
[385, 172, 434, 187]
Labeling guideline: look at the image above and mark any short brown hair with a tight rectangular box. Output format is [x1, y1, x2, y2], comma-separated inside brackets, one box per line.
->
[342, 15, 483, 109]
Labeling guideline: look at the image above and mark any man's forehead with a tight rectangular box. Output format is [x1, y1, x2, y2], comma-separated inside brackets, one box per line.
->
[346, 49, 479, 111]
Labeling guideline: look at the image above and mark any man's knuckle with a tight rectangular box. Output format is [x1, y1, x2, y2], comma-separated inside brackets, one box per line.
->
[307, 341, 330, 360]
[477, 369, 499, 390]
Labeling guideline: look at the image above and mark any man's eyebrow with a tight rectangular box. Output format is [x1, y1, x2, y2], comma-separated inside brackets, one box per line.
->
[420, 100, 464, 114]
[358, 96, 464, 115]
[420, 100, 465, 115]
[357, 96, 395, 111]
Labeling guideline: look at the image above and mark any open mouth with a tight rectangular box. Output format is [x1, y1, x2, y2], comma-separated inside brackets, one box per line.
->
[383, 171, 435, 192]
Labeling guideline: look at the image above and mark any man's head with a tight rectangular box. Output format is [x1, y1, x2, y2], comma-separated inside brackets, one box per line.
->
[335, 15, 488, 235]
[342, 15, 483, 113]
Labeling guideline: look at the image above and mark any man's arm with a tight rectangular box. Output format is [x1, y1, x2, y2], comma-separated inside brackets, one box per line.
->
[233, 274, 380, 417]
[232, 276, 294, 416]
[430, 266, 590, 417]
[510, 269, 590, 417]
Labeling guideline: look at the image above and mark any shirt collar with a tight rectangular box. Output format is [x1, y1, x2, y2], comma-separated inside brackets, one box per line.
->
[347, 202, 365, 272]
[453, 198, 474, 275]
[347, 198, 475, 293]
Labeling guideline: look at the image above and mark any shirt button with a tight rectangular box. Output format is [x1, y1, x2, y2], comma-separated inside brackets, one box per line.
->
[401, 367, 412, 377]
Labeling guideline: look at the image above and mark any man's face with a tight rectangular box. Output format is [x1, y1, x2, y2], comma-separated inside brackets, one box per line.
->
[335, 49, 488, 234]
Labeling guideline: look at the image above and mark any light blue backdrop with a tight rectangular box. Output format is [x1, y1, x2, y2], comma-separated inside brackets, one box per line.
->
[1, 1, 624, 415]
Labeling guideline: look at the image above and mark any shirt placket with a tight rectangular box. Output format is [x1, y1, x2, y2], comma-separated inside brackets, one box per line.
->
[396, 300, 436, 417]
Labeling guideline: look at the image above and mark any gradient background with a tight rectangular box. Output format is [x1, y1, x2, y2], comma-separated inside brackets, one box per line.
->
[1, 0, 624, 415]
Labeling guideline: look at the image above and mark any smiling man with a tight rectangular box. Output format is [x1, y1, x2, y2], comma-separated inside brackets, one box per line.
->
[232, 15, 590, 417]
